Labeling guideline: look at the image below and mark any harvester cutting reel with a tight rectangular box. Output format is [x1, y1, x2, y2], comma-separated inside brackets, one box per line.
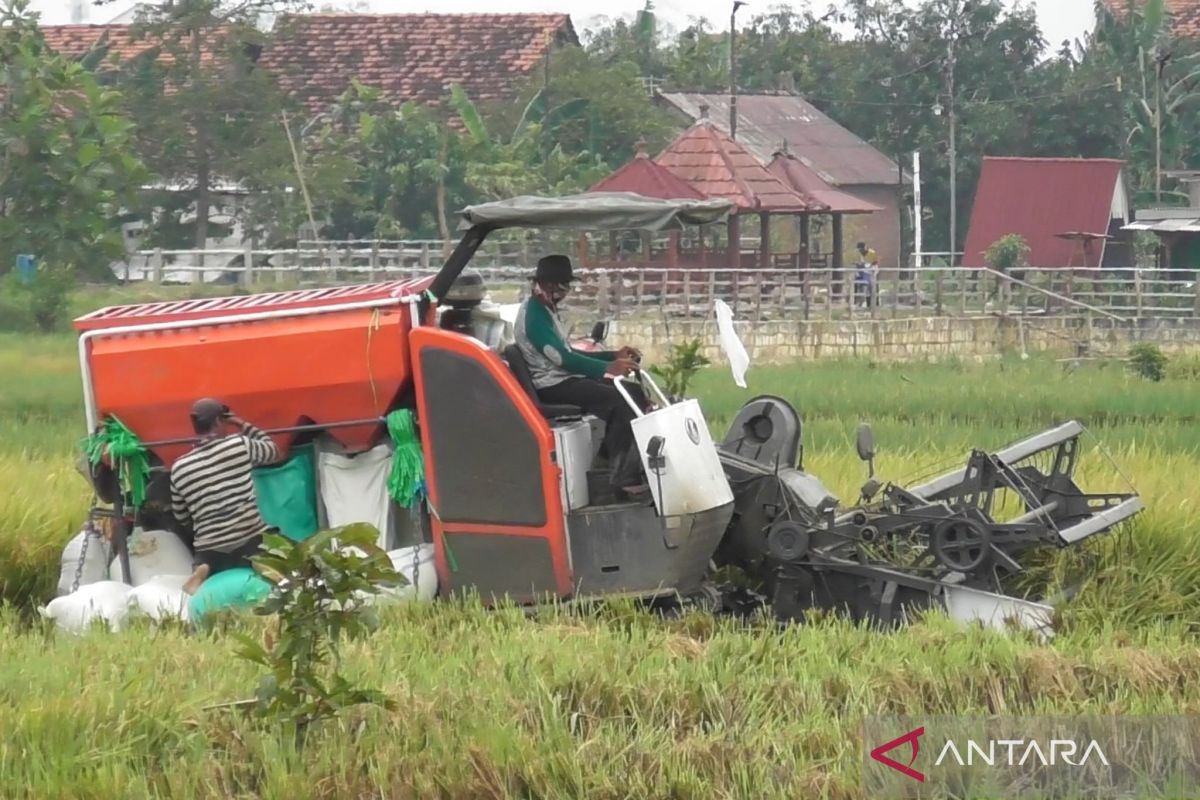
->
[714, 399, 1143, 631]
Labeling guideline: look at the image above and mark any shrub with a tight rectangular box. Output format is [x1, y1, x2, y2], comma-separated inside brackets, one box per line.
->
[984, 234, 1030, 275]
[1128, 343, 1169, 382]
[234, 524, 402, 743]
[25, 267, 75, 333]
[649, 338, 711, 400]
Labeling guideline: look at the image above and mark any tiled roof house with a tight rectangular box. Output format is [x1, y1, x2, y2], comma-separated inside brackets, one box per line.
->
[38, 13, 578, 113]
[1103, 0, 1200, 38]
[39, 23, 238, 70]
[259, 14, 578, 115]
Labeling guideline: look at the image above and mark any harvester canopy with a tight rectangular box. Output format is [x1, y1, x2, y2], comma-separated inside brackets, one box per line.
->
[457, 193, 733, 232]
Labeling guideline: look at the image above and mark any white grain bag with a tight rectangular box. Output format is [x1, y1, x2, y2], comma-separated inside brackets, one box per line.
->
[127, 577, 191, 623]
[109, 528, 194, 586]
[41, 581, 134, 634]
[57, 525, 112, 596]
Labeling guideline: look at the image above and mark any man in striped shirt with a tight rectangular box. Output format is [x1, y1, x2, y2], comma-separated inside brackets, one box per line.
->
[171, 398, 279, 594]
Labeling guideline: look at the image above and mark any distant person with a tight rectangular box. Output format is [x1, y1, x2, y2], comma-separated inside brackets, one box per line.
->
[515, 254, 650, 498]
[171, 399, 279, 594]
[854, 241, 880, 308]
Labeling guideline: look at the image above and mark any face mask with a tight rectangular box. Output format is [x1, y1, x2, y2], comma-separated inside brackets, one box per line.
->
[535, 282, 569, 307]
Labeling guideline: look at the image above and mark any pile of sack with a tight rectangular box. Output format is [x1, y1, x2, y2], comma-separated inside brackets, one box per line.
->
[42, 526, 437, 634]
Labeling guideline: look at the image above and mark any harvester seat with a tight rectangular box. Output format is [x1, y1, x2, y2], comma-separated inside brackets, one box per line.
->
[502, 344, 583, 421]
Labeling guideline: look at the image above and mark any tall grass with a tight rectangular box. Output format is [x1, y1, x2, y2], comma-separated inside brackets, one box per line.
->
[1, 602, 1199, 799]
[2, 329, 1200, 798]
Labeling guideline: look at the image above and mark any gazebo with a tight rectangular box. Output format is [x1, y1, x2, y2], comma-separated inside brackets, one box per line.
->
[585, 139, 707, 269]
[585, 107, 823, 270]
[767, 144, 882, 275]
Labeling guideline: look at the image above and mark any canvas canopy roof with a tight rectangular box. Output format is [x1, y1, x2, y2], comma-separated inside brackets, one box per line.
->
[458, 192, 733, 232]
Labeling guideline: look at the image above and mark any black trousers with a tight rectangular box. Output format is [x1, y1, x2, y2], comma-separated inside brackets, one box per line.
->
[538, 378, 650, 488]
[193, 532, 265, 575]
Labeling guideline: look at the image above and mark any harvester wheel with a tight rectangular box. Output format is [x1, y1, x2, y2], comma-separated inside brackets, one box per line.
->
[766, 521, 810, 562]
[931, 518, 992, 573]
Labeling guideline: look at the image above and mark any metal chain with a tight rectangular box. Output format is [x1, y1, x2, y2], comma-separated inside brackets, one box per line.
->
[71, 516, 104, 594]
[409, 502, 421, 600]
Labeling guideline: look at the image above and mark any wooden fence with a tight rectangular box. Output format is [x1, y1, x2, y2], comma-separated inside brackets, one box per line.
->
[113, 246, 1200, 322]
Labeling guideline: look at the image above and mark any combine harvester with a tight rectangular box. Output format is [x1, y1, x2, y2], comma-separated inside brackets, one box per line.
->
[73, 193, 1143, 633]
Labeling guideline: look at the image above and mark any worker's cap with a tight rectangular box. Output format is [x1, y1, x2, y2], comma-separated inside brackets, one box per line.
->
[190, 397, 229, 428]
[533, 254, 575, 285]
[857, 241, 866, 249]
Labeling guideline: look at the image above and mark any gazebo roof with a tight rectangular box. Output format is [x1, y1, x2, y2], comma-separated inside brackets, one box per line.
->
[654, 115, 818, 213]
[768, 148, 882, 215]
[589, 141, 706, 200]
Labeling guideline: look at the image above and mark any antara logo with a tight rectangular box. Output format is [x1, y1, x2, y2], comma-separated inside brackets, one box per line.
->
[870, 726, 1110, 783]
[935, 739, 1109, 767]
[870, 727, 926, 783]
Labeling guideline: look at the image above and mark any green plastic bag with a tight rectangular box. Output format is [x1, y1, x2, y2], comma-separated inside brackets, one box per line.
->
[253, 445, 318, 542]
[187, 567, 272, 621]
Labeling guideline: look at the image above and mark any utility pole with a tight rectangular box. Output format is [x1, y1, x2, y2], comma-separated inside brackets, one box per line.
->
[730, 1, 746, 140]
[947, 39, 958, 268]
[1155, 49, 1166, 203]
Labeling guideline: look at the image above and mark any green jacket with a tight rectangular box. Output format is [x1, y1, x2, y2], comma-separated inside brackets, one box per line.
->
[514, 297, 617, 389]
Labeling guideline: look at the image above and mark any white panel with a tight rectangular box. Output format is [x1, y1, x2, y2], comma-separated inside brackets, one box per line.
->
[553, 420, 592, 511]
[631, 399, 734, 517]
[943, 585, 1055, 641]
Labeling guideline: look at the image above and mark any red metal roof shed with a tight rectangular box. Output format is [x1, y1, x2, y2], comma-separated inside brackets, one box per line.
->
[961, 157, 1129, 268]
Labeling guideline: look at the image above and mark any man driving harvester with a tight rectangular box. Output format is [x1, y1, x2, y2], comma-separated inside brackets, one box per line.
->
[515, 255, 651, 499]
[172, 399, 279, 594]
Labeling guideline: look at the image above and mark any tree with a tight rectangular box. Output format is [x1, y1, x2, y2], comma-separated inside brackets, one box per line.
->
[311, 83, 468, 241]
[1095, 0, 1200, 204]
[120, 0, 309, 250]
[450, 84, 608, 201]
[0, 0, 146, 299]
[493, 46, 677, 171]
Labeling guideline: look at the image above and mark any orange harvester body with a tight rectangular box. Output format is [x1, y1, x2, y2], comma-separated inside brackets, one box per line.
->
[73, 279, 433, 466]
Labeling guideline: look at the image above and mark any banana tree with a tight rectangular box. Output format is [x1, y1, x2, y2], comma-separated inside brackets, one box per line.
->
[1100, 0, 1200, 201]
[448, 84, 601, 201]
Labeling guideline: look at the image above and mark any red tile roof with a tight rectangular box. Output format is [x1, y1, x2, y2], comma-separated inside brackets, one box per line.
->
[654, 119, 817, 213]
[589, 141, 705, 200]
[767, 149, 881, 215]
[39, 24, 230, 68]
[1104, 0, 1200, 38]
[961, 157, 1127, 268]
[258, 14, 577, 115]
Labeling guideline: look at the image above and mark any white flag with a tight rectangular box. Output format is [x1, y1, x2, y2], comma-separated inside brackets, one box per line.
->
[713, 299, 750, 388]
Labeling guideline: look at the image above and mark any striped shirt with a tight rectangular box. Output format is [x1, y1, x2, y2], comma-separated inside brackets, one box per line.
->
[170, 423, 279, 553]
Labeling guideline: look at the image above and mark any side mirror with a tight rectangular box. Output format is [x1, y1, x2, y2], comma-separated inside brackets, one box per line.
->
[856, 423, 876, 481]
[590, 321, 609, 344]
[855, 423, 876, 463]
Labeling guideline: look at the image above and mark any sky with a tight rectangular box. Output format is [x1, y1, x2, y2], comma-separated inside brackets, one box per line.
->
[37, 0, 1097, 51]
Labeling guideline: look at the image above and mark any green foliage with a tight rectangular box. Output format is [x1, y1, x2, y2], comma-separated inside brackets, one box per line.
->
[1166, 352, 1200, 381]
[23, 266, 75, 333]
[649, 338, 711, 399]
[122, 0, 307, 249]
[314, 84, 467, 240]
[0, 1, 146, 280]
[1128, 342, 1169, 382]
[234, 525, 402, 734]
[983, 234, 1030, 273]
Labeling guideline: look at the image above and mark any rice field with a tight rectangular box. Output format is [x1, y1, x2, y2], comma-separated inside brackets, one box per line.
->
[0, 325, 1199, 799]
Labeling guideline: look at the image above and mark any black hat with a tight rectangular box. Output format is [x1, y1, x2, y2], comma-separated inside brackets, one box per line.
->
[533, 254, 575, 285]
[190, 397, 228, 429]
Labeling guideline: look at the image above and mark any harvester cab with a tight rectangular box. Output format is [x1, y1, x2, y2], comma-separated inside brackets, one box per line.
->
[73, 191, 1145, 632]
